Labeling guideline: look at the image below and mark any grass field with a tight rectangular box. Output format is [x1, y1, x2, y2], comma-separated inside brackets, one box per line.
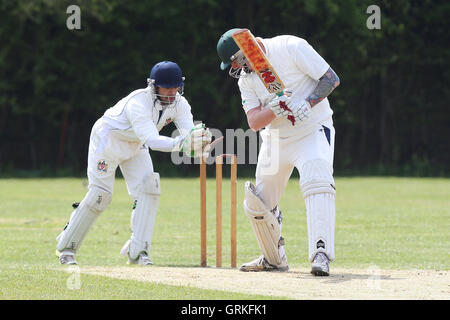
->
[0, 176, 449, 300]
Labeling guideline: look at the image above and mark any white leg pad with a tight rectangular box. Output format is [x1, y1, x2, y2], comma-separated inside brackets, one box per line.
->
[300, 159, 336, 261]
[57, 186, 112, 252]
[244, 181, 284, 266]
[127, 172, 160, 260]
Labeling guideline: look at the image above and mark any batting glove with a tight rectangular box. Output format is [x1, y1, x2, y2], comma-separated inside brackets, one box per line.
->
[267, 88, 295, 116]
[267, 95, 290, 118]
[285, 97, 312, 122]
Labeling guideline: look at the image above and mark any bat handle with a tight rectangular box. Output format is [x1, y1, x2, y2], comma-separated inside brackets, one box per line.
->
[277, 90, 292, 97]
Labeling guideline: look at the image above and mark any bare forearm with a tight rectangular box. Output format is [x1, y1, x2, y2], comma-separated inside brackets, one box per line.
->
[306, 67, 340, 107]
[247, 107, 276, 131]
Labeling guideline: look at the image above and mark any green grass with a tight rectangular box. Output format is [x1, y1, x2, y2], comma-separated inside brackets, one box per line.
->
[0, 177, 449, 299]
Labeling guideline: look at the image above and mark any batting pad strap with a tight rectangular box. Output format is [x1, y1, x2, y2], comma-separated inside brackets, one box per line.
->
[300, 159, 336, 198]
[244, 181, 283, 266]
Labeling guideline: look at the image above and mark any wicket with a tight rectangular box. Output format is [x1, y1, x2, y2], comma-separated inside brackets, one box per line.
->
[200, 154, 237, 268]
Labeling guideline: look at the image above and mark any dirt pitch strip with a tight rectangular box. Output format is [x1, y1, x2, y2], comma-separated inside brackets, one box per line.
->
[73, 266, 449, 299]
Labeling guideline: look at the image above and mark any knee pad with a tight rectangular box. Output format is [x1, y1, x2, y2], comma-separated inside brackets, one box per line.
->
[84, 186, 112, 212]
[300, 159, 335, 198]
[138, 172, 161, 196]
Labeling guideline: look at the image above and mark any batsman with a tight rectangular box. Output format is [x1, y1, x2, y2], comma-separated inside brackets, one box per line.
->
[217, 28, 340, 276]
[56, 61, 212, 265]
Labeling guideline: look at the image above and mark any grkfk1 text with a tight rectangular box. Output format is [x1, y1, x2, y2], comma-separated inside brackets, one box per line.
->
[180, 304, 266, 317]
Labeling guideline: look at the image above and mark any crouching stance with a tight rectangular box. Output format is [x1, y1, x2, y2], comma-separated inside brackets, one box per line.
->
[56, 61, 212, 265]
[217, 29, 340, 275]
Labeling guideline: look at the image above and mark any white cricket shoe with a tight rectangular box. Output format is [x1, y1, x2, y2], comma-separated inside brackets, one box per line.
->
[58, 249, 78, 265]
[311, 252, 330, 276]
[240, 255, 289, 272]
[128, 252, 153, 266]
[121, 240, 153, 266]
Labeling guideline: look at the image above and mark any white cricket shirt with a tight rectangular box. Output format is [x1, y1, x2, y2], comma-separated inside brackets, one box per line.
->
[238, 35, 333, 139]
[101, 87, 194, 151]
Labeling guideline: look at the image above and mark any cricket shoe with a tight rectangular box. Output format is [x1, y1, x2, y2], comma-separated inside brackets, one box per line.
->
[240, 255, 289, 272]
[128, 252, 153, 266]
[57, 249, 78, 265]
[120, 239, 153, 266]
[311, 252, 330, 276]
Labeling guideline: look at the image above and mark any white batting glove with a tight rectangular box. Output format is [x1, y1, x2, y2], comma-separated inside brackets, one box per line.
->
[266, 88, 294, 118]
[285, 97, 312, 122]
[267, 95, 290, 118]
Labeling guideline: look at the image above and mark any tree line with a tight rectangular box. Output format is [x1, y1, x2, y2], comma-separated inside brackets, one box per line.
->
[0, 0, 448, 177]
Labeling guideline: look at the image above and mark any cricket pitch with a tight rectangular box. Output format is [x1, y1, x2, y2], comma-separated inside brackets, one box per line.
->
[74, 266, 449, 299]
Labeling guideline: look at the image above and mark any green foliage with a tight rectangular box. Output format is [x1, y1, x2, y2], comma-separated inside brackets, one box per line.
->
[0, 0, 448, 176]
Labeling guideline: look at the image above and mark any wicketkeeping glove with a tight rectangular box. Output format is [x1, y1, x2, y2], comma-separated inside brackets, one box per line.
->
[178, 123, 212, 158]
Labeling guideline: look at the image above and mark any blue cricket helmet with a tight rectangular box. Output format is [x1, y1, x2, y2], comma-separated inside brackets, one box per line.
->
[149, 61, 184, 88]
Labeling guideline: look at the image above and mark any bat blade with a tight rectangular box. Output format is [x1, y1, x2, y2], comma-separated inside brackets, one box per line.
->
[232, 29, 285, 95]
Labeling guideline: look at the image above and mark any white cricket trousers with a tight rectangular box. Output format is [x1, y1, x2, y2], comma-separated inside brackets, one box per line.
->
[255, 119, 335, 209]
[254, 118, 336, 261]
[88, 119, 154, 198]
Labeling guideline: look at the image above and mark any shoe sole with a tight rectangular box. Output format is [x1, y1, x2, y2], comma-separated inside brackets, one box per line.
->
[311, 267, 329, 276]
[240, 266, 289, 272]
[127, 260, 153, 266]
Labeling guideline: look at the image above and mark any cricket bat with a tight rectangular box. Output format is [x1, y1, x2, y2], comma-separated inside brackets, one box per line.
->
[232, 29, 295, 125]
[232, 29, 285, 95]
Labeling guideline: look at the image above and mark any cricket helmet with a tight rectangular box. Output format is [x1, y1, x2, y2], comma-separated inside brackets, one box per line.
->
[217, 28, 243, 70]
[149, 61, 184, 88]
[148, 61, 185, 107]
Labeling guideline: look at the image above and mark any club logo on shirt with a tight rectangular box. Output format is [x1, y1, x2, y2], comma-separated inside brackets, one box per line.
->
[165, 118, 173, 125]
[97, 160, 108, 173]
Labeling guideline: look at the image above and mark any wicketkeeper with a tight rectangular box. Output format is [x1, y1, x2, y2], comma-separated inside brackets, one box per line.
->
[217, 28, 340, 276]
[56, 61, 212, 265]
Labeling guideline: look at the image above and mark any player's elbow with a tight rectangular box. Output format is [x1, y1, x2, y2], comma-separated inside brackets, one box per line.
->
[335, 74, 340, 88]
[247, 120, 257, 131]
[246, 107, 268, 132]
[331, 68, 340, 88]
[247, 117, 263, 132]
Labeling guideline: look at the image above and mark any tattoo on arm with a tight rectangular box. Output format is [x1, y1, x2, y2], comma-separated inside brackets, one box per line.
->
[306, 67, 340, 107]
